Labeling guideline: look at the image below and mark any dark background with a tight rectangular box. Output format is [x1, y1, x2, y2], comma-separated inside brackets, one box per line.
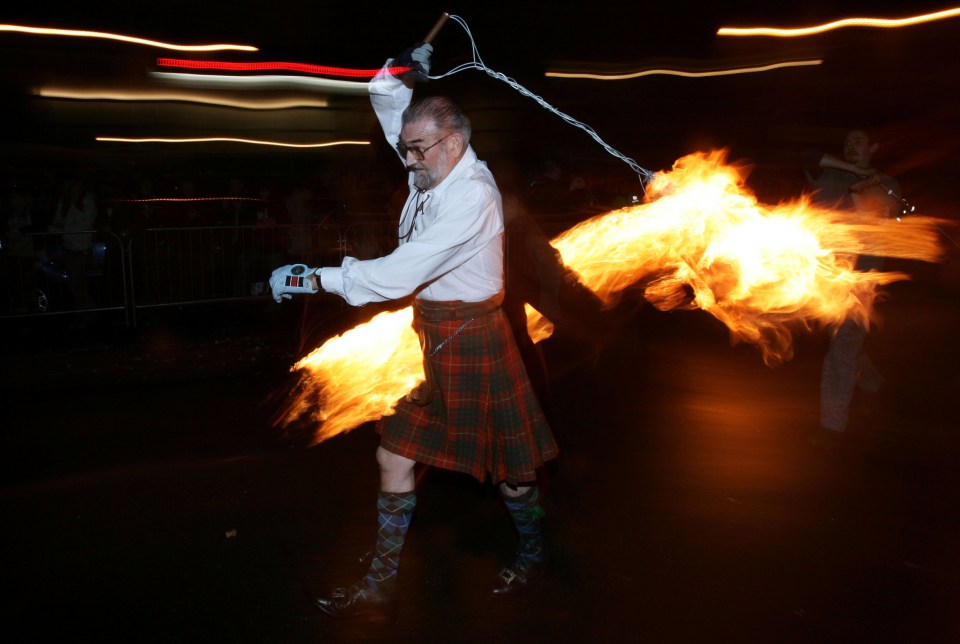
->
[2, 2, 958, 209]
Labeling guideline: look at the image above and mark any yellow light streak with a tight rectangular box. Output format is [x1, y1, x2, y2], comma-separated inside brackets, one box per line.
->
[39, 87, 328, 110]
[546, 59, 822, 80]
[718, 6, 960, 37]
[96, 137, 369, 149]
[0, 23, 257, 51]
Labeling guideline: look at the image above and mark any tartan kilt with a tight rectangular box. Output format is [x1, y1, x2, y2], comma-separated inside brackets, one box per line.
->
[377, 308, 558, 485]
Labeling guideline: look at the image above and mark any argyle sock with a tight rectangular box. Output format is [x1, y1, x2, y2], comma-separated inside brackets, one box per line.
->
[501, 486, 546, 571]
[363, 491, 416, 591]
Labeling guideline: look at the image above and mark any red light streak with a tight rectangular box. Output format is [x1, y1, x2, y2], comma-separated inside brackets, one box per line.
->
[157, 58, 411, 78]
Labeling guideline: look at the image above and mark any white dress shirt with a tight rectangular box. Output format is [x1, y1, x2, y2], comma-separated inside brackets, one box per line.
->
[318, 67, 504, 306]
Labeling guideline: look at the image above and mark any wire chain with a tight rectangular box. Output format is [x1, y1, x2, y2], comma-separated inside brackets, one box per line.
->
[431, 15, 656, 188]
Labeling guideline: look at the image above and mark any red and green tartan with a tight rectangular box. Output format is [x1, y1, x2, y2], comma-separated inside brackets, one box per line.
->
[377, 308, 558, 485]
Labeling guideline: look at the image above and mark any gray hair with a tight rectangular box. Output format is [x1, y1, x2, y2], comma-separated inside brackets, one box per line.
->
[402, 96, 471, 145]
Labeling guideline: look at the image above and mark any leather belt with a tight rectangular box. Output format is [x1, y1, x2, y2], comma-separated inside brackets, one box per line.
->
[414, 292, 504, 322]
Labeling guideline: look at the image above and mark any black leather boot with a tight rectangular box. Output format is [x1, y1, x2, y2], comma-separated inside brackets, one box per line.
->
[491, 545, 551, 595]
[315, 579, 397, 622]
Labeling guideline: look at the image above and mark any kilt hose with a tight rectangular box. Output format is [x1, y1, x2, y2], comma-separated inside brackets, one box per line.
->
[377, 304, 558, 486]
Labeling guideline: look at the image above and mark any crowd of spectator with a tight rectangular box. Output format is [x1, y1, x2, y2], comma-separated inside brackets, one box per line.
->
[1, 153, 641, 315]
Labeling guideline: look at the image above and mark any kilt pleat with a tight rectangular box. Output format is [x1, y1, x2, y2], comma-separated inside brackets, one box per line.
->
[378, 309, 558, 485]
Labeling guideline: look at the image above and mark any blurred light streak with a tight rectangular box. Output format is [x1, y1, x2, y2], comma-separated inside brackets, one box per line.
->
[109, 197, 263, 203]
[157, 57, 410, 78]
[718, 6, 960, 37]
[0, 23, 257, 51]
[546, 59, 822, 80]
[96, 137, 369, 149]
[151, 71, 369, 95]
[38, 87, 328, 109]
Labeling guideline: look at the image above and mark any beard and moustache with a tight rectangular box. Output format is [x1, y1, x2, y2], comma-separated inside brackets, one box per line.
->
[408, 148, 448, 191]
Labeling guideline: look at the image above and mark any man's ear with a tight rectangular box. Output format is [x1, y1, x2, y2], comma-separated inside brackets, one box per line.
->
[449, 133, 466, 157]
[869, 142, 879, 156]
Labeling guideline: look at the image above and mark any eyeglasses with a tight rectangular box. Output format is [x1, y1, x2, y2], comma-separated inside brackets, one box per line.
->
[396, 134, 452, 161]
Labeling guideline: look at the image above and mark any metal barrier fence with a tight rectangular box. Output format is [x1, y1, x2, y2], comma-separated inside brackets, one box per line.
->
[0, 221, 398, 326]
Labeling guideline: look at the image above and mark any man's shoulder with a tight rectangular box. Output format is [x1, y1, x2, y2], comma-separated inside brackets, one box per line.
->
[443, 152, 498, 192]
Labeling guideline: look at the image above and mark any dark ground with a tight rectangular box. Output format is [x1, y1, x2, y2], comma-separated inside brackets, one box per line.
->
[2, 272, 959, 643]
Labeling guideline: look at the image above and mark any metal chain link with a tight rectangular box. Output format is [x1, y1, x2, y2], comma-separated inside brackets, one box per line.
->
[428, 317, 474, 357]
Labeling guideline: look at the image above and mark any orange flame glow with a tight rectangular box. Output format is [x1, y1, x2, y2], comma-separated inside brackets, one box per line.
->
[531, 150, 943, 362]
[279, 308, 424, 443]
[279, 150, 944, 443]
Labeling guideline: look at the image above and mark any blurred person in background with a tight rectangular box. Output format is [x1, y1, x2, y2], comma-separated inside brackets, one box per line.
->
[802, 129, 902, 448]
[2, 186, 39, 313]
[525, 156, 596, 218]
[50, 178, 98, 309]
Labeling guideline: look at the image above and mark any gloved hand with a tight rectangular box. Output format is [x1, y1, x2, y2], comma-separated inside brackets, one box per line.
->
[394, 42, 433, 83]
[269, 264, 319, 303]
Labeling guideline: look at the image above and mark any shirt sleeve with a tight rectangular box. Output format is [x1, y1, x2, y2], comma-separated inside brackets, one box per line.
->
[369, 63, 412, 160]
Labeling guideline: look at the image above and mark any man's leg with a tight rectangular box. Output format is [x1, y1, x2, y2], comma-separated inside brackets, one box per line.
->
[365, 448, 417, 588]
[315, 448, 417, 620]
[493, 482, 549, 594]
[819, 320, 866, 435]
[856, 352, 885, 393]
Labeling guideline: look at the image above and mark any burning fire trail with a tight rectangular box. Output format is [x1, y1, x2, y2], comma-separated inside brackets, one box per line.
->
[280, 307, 424, 442]
[277, 150, 945, 443]
[527, 150, 943, 358]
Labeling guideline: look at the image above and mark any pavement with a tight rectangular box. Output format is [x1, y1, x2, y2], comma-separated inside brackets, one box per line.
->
[2, 277, 959, 643]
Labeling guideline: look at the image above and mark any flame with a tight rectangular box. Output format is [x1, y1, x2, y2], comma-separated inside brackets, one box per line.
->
[278, 308, 424, 443]
[279, 150, 945, 443]
[531, 150, 943, 362]
[524, 303, 555, 344]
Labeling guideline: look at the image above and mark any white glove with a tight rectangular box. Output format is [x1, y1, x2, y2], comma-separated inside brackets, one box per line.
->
[269, 264, 319, 303]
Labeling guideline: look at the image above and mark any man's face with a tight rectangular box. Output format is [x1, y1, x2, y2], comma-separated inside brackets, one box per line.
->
[843, 130, 876, 168]
[399, 119, 454, 191]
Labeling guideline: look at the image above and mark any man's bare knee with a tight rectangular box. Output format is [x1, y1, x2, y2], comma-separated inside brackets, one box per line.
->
[377, 446, 416, 493]
[499, 481, 532, 498]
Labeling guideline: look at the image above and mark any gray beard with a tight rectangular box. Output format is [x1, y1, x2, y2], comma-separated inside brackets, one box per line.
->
[409, 152, 446, 191]
[412, 171, 434, 191]
[410, 163, 440, 191]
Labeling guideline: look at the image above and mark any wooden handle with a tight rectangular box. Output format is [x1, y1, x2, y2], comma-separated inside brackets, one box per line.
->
[423, 12, 450, 44]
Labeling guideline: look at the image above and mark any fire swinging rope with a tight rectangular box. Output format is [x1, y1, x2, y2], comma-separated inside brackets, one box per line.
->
[427, 14, 657, 188]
